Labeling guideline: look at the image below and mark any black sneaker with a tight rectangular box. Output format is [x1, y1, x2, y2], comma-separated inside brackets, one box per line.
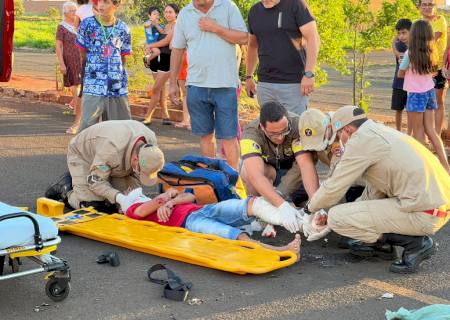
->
[349, 241, 397, 260]
[45, 171, 73, 203]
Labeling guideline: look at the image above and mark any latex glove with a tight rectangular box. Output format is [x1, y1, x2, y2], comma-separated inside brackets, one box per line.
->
[262, 224, 277, 238]
[302, 210, 331, 241]
[301, 214, 315, 238]
[306, 225, 331, 241]
[279, 202, 300, 233]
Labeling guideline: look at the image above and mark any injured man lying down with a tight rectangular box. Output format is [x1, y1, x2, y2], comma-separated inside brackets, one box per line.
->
[117, 187, 331, 259]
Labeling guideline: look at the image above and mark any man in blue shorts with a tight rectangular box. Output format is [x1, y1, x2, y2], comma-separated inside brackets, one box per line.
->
[169, 0, 248, 170]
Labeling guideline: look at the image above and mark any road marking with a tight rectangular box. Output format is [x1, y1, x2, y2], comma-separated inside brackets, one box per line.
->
[361, 278, 450, 305]
[190, 274, 450, 320]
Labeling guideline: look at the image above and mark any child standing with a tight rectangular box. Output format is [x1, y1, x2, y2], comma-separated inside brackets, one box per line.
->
[398, 20, 450, 173]
[391, 19, 412, 133]
[75, 0, 132, 132]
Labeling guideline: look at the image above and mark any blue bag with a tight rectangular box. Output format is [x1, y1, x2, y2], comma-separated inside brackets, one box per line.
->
[157, 155, 240, 204]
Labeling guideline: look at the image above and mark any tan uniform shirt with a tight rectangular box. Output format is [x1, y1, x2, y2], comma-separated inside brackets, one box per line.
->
[309, 120, 450, 213]
[68, 120, 158, 203]
[241, 114, 306, 170]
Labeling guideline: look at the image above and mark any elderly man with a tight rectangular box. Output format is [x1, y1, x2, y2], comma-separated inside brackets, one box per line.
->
[245, 0, 320, 115]
[45, 120, 165, 213]
[169, 0, 248, 170]
[304, 106, 450, 273]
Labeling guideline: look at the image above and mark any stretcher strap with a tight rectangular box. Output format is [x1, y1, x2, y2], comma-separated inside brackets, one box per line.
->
[148, 264, 192, 301]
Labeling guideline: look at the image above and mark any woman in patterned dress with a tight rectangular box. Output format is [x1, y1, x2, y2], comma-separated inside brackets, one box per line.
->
[56, 1, 82, 134]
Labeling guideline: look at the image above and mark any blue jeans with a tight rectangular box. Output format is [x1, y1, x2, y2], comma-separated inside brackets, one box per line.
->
[186, 86, 238, 139]
[184, 199, 254, 240]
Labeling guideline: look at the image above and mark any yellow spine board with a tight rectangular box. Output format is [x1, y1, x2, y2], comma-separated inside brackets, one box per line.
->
[54, 211, 296, 274]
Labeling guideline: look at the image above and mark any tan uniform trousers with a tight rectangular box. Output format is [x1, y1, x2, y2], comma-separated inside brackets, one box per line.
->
[328, 198, 449, 243]
[67, 147, 139, 209]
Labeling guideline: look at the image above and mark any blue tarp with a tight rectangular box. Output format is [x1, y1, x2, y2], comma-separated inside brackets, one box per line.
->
[386, 304, 450, 320]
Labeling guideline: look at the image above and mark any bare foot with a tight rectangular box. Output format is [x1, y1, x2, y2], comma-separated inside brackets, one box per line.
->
[279, 234, 301, 261]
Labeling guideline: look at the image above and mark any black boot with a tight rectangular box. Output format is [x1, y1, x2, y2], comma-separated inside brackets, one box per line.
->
[45, 171, 73, 204]
[337, 236, 358, 249]
[349, 236, 397, 260]
[385, 234, 436, 274]
[80, 201, 118, 214]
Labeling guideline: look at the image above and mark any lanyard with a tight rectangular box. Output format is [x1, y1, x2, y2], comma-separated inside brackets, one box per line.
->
[99, 16, 116, 44]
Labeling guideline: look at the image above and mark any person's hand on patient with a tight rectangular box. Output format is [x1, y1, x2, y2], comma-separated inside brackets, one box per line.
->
[157, 200, 174, 222]
[300, 209, 331, 241]
[155, 188, 178, 204]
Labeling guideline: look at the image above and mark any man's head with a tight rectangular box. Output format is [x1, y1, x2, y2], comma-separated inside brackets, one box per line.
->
[298, 109, 333, 151]
[193, 0, 214, 11]
[259, 102, 290, 145]
[419, 0, 436, 19]
[395, 19, 412, 44]
[331, 106, 367, 145]
[131, 143, 165, 186]
[97, 0, 120, 17]
[260, 0, 281, 9]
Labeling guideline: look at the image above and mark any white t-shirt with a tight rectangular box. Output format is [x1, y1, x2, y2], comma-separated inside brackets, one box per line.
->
[76, 4, 94, 21]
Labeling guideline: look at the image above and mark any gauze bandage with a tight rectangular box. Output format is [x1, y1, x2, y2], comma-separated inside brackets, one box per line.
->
[251, 197, 283, 225]
[252, 197, 304, 232]
[117, 187, 152, 213]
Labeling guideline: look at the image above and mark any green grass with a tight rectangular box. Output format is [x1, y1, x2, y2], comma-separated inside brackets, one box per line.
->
[14, 19, 59, 50]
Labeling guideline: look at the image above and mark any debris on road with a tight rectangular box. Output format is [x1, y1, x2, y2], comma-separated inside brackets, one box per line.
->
[380, 292, 394, 299]
[187, 298, 203, 306]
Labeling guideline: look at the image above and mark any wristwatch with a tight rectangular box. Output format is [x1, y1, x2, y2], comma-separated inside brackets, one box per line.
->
[303, 71, 314, 79]
[245, 75, 253, 80]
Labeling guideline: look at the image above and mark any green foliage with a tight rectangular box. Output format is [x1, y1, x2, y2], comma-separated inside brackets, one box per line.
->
[126, 25, 153, 92]
[46, 7, 61, 21]
[14, 0, 25, 18]
[119, 0, 258, 24]
[342, 0, 419, 110]
[375, 0, 420, 48]
[309, 0, 348, 86]
[14, 19, 59, 50]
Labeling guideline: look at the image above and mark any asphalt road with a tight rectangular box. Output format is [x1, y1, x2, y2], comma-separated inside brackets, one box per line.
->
[0, 97, 449, 320]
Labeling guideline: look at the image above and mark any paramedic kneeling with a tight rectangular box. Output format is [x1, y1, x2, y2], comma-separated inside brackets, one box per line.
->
[45, 120, 165, 212]
[240, 102, 321, 233]
[305, 105, 450, 273]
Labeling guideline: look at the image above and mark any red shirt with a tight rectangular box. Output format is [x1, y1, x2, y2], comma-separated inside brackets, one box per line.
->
[126, 202, 203, 227]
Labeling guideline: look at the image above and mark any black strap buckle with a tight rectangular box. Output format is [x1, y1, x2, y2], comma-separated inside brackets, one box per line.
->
[147, 264, 192, 302]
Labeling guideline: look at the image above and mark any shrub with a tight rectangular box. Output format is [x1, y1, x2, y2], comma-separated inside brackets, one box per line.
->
[47, 7, 61, 20]
[14, 0, 25, 18]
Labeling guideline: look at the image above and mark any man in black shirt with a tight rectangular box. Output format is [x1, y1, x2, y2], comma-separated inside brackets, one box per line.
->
[245, 0, 320, 115]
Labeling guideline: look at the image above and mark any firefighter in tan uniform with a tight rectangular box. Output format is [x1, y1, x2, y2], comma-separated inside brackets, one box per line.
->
[304, 106, 450, 273]
[45, 120, 165, 212]
[240, 102, 332, 233]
